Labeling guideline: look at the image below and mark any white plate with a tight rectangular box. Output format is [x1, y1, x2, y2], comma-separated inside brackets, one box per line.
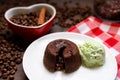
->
[23, 32, 117, 80]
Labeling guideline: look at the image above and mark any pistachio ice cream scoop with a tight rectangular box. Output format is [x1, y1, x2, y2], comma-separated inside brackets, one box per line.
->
[78, 41, 105, 68]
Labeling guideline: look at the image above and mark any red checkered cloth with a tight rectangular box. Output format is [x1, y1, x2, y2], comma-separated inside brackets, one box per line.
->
[67, 16, 120, 80]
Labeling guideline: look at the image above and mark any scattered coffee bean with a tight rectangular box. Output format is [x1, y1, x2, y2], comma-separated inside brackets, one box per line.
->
[2, 68, 7, 73]
[8, 75, 14, 80]
[13, 66, 17, 71]
[9, 61, 16, 67]
[7, 70, 10, 75]
[15, 58, 22, 64]
[10, 69, 16, 75]
[0, 59, 3, 65]
[52, 3, 91, 28]
[0, 38, 23, 79]
[2, 72, 8, 79]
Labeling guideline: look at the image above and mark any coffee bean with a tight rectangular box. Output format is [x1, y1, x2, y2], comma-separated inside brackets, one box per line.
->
[0, 60, 3, 65]
[8, 75, 14, 80]
[13, 66, 17, 71]
[9, 57, 15, 61]
[10, 11, 51, 27]
[15, 58, 22, 64]
[2, 72, 8, 79]
[10, 69, 16, 75]
[6, 66, 13, 71]
[2, 68, 7, 73]
[0, 38, 23, 79]
[9, 61, 16, 67]
[54, 5, 91, 28]
[7, 70, 10, 75]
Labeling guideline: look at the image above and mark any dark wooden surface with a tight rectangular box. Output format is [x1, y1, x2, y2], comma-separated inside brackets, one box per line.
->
[0, 0, 93, 80]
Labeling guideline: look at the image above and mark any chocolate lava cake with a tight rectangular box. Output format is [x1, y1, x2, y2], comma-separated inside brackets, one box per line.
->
[43, 39, 81, 73]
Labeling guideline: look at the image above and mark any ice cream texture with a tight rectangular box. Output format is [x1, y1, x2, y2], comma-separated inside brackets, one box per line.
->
[78, 41, 105, 68]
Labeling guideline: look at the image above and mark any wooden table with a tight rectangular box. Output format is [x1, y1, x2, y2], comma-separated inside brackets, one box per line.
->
[0, 0, 93, 80]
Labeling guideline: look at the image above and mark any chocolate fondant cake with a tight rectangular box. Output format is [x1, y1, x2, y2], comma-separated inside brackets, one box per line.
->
[43, 39, 81, 73]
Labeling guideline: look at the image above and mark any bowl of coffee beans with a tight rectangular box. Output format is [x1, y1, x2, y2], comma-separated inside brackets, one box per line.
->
[4, 3, 56, 41]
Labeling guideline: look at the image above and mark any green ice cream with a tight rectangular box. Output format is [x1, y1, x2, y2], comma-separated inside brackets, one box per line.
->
[78, 41, 105, 68]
